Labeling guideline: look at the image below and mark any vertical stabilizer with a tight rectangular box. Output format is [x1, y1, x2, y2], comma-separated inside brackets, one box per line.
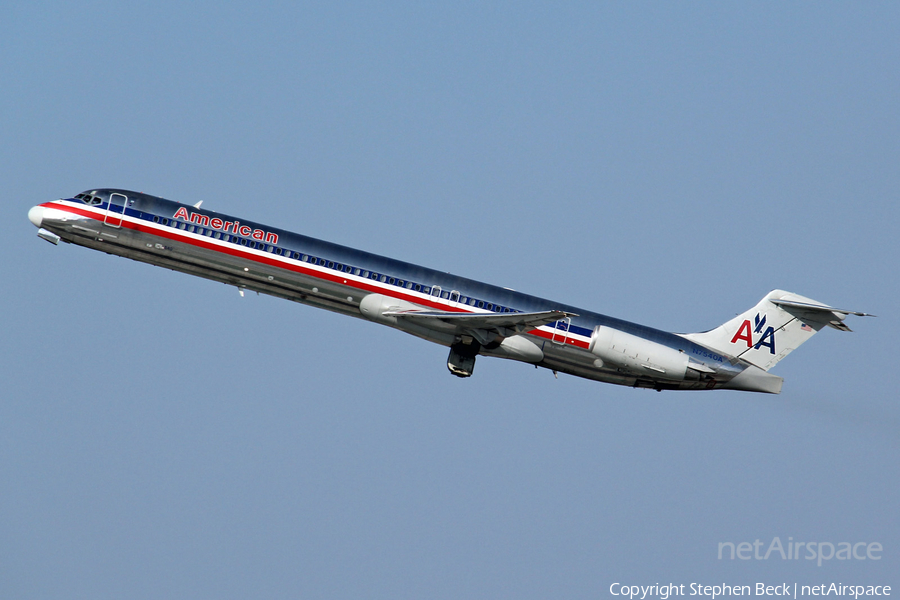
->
[680, 290, 871, 371]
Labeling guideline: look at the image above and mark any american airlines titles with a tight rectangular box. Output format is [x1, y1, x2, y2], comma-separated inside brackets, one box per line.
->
[172, 207, 279, 245]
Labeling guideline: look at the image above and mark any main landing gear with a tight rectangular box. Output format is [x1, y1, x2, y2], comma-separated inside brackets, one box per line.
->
[447, 338, 480, 378]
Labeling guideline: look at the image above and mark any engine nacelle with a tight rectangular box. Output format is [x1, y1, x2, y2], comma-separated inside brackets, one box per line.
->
[589, 326, 688, 381]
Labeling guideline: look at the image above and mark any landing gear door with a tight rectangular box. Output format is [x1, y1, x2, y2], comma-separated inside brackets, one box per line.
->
[104, 193, 127, 228]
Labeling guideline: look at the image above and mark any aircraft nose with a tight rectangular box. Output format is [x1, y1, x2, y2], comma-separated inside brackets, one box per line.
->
[28, 205, 44, 228]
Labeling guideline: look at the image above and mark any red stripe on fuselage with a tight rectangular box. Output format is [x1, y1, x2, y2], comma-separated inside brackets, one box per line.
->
[41, 201, 591, 349]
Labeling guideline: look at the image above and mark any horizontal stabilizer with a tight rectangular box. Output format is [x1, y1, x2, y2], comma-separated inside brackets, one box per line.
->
[770, 298, 873, 317]
[771, 299, 875, 331]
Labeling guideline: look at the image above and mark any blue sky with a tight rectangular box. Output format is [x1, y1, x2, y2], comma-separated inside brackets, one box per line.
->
[2, 3, 898, 598]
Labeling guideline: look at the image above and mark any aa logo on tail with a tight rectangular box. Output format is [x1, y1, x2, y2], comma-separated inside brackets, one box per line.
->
[730, 313, 776, 354]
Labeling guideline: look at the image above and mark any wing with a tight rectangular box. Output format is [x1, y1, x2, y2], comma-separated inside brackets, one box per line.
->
[382, 308, 577, 345]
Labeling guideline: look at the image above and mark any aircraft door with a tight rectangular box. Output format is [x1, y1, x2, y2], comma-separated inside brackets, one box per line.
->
[551, 317, 571, 345]
[104, 193, 127, 228]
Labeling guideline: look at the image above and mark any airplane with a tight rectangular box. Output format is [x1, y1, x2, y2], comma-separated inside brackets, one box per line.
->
[28, 189, 872, 393]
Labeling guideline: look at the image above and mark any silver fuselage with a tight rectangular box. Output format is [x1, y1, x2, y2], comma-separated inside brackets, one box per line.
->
[29, 189, 761, 391]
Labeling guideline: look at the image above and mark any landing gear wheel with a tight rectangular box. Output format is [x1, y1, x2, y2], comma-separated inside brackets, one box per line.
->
[447, 340, 480, 377]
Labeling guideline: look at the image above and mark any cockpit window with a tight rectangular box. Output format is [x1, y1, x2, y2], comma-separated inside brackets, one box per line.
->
[76, 192, 103, 205]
